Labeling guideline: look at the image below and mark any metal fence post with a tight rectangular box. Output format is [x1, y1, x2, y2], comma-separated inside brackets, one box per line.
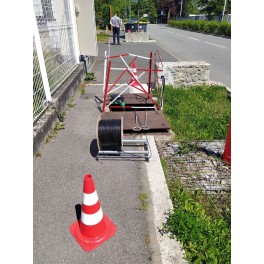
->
[33, 8, 51, 102]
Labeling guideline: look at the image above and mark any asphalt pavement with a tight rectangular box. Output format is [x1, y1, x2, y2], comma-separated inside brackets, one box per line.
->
[33, 39, 186, 264]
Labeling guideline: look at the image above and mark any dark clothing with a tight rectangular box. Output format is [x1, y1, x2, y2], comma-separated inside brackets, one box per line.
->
[112, 26, 120, 44]
[110, 15, 122, 45]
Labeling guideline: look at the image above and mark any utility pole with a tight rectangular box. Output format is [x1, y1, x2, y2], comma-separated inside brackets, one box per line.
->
[110, 5, 112, 30]
[222, 0, 227, 21]
[168, 9, 171, 22]
[180, 0, 183, 18]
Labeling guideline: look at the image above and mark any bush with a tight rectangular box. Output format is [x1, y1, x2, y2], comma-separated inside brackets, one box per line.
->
[218, 21, 231, 37]
[164, 181, 231, 264]
[204, 20, 219, 34]
[168, 19, 231, 37]
[196, 20, 207, 32]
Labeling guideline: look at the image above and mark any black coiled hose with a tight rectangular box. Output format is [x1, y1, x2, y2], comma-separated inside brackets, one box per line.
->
[97, 119, 123, 150]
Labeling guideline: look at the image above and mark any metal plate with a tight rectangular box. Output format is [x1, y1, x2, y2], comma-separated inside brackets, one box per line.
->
[100, 111, 170, 132]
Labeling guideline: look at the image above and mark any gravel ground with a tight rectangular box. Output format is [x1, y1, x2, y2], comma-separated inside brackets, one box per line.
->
[154, 138, 231, 194]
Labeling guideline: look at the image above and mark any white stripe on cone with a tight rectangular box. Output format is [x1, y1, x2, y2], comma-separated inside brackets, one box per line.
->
[81, 208, 104, 226]
[82, 190, 99, 206]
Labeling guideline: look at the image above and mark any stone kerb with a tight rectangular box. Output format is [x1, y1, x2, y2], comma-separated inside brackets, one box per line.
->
[157, 61, 211, 88]
[125, 32, 150, 42]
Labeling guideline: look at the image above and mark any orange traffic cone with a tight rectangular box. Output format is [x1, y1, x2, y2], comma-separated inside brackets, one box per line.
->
[222, 121, 231, 164]
[128, 63, 141, 88]
[70, 174, 116, 251]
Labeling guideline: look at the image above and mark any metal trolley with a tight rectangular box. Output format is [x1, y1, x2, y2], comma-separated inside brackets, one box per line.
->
[96, 116, 151, 161]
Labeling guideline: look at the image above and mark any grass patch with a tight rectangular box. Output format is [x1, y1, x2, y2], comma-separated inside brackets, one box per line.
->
[164, 178, 231, 264]
[139, 193, 148, 211]
[161, 156, 231, 263]
[97, 32, 110, 42]
[45, 122, 65, 144]
[161, 158, 231, 264]
[160, 158, 168, 177]
[67, 97, 76, 108]
[153, 84, 231, 141]
[57, 111, 66, 122]
[157, 84, 231, 263]
[79, 84, 85, 95]
[80, 87, 85, 95]
[145, 233, 150, 245]
[84, 72, 97, 82]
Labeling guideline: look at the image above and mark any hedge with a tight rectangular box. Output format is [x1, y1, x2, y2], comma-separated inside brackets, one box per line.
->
[168, 19, 231, 37]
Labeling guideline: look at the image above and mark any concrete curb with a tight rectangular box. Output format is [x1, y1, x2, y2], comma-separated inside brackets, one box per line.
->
[145, 136, 188, 264]
[123, 40, 157, 43]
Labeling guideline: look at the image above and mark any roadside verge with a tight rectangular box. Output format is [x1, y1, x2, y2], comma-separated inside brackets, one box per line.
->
[145, 135, 187, 264]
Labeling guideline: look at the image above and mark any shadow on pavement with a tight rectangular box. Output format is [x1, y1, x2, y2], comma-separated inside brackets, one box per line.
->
[90, 139, 99, 158]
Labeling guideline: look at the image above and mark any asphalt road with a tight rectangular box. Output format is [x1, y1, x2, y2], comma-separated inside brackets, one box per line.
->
[147, 24, 231, 88]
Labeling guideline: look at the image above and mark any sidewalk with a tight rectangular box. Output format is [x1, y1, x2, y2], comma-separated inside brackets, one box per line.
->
[33, 41, 186, 264]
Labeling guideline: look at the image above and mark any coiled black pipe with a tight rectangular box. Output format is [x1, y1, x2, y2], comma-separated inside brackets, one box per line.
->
[97, 119, 123, 150]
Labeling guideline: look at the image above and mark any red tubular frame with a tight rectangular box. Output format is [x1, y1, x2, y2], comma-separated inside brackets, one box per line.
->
[102, 50, 163, 112]
[108, 57, 138, 93]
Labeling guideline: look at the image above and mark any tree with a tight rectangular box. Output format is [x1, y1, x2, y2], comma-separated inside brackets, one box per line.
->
[95, 0, 128, 27]
[183, 0, 201, 16]
[147, 0, 158, 17]
[136, 0, 157, 17]
[198, 0, 231, 16]
[157, 0, 177, 17]
[101, 4, 110, 28]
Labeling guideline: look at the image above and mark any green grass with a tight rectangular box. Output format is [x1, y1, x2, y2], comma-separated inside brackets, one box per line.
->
[67, 97, 76, 108]
[157, 86, 232, 263]
[84, 72, 97, 82]
[153, 84, 231, 141]
[45, 121, 65, 144]
[166, 178, 231, 264]
[138, 193, 148, 211]
[97, 32, 110, 42]
[161, 159, 231, 264]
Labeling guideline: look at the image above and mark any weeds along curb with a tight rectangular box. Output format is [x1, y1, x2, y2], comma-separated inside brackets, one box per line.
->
[33, 65, 84, 157]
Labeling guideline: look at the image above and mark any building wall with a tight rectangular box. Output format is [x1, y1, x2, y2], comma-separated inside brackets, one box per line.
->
[74, 0, 98, 56]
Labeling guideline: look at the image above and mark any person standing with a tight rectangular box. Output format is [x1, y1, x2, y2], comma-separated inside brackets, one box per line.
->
[110, 12, 122, 45]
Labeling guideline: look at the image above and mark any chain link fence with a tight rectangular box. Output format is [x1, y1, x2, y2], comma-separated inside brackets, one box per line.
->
[33, 0, 78, 123]
[33, 36, 49, 121]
